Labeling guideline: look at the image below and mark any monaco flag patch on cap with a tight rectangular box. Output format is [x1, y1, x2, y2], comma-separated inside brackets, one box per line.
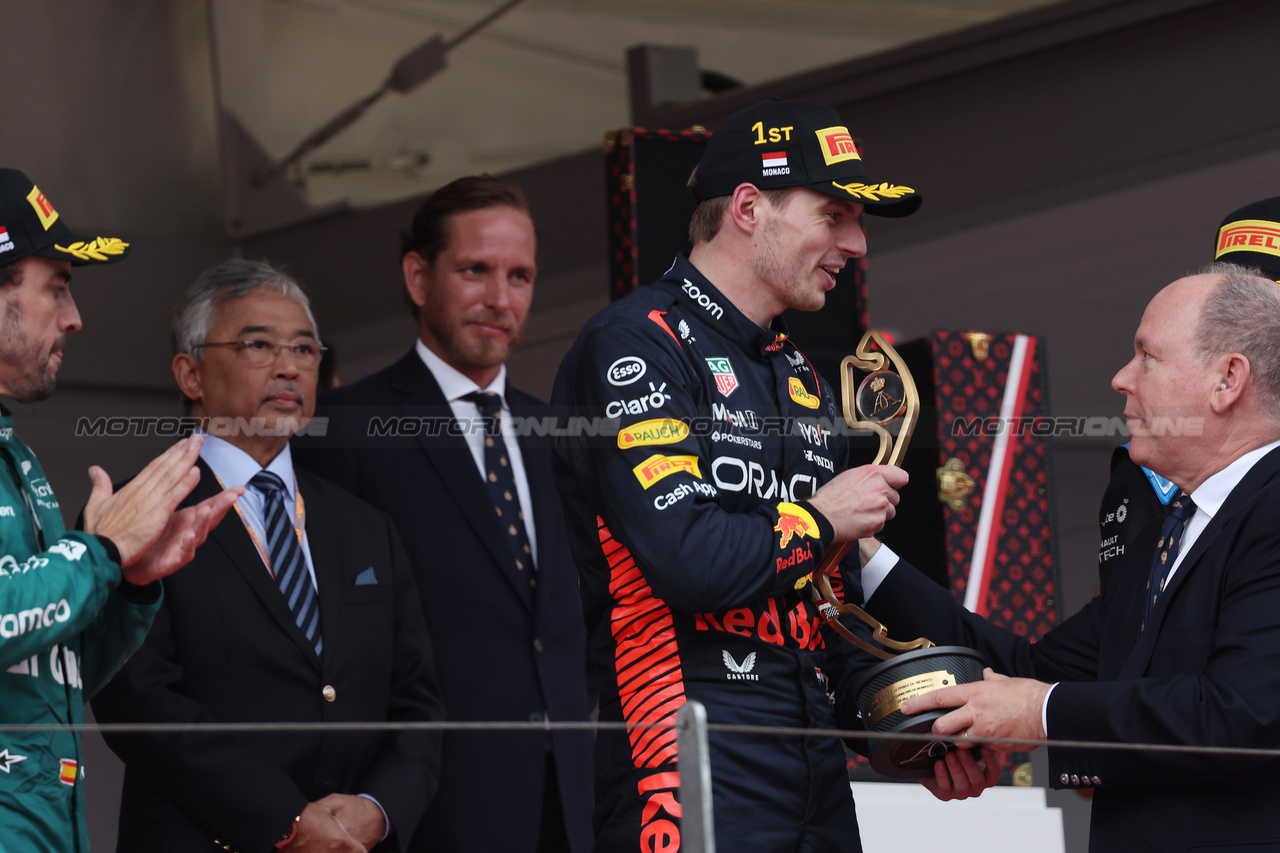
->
[762, 151, 789, 176]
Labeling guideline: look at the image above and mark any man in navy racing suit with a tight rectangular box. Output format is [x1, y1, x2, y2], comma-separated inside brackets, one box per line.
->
[552, 100, 1000, 853]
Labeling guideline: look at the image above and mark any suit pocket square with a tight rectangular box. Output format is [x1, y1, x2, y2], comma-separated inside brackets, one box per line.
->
[354, 567, 378, 586]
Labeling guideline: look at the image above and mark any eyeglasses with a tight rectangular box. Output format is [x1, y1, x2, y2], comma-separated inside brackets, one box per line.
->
[195, 339, 328, 370]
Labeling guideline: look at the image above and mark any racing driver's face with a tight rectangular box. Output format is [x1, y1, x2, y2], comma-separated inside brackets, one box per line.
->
[0, 256, 81, 403]
[751, 187, 865, 314]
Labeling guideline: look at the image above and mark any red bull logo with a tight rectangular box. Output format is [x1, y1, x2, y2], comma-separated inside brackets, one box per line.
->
[637, 771, 682, 852]
[695, 597, 824, 650]
[773, 502, 820, 548]
[776, 542, 813, 574]
[815, 126, 861, 166]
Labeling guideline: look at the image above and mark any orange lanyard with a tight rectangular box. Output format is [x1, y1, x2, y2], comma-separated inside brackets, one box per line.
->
[216, 473, 306, 579]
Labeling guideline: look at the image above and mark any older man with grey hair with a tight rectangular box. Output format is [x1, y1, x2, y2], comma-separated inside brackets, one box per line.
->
[857, 262, 1280, 851]
[93, 258, 445, 853]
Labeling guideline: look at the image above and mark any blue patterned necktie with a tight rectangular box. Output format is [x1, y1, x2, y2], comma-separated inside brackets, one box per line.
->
[249, 471, 323, 657]
[464, 391, 535, 574]
[1143, 492, 1196, 629]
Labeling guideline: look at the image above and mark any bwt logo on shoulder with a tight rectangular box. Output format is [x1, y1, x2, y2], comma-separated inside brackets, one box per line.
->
[682, 280, 723, 319]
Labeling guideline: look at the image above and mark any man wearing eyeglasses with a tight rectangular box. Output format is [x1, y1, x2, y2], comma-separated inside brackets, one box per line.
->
[92, 258, 445, 853]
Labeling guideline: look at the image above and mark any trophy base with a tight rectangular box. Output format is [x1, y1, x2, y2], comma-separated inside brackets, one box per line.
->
[851, 645, 986, 779]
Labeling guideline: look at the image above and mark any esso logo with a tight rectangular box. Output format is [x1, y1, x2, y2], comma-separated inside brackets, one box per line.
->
[608, 357, 647, 386]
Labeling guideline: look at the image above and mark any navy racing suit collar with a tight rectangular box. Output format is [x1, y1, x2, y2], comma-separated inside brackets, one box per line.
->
[659, 255, 791, 357]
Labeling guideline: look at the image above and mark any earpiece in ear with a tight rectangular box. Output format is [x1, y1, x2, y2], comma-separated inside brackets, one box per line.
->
[1220, 381, 1228, 390]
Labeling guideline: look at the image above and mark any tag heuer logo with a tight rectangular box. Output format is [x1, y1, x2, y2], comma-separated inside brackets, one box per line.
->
[723, 650, 758, 680]
[705, 358, 738, 397]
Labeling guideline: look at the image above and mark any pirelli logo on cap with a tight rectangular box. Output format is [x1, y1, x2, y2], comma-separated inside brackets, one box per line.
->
[815, 126, 860, 167]
[1216, 220, 1280, 260]
[26, 186, 59, 231]
[632, 454, 701, 490]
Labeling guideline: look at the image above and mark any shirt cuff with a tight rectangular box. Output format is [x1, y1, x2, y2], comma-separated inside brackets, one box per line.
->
[860, 541, 899, 602]
[1042, 683, 1057, 738]
[358, 794, 391, 843]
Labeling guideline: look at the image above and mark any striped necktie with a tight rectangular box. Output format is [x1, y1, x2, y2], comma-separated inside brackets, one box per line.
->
[249, 471, 322, 657]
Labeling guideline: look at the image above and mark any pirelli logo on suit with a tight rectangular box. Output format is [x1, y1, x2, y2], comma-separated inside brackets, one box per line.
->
[631, 454, 702, 489]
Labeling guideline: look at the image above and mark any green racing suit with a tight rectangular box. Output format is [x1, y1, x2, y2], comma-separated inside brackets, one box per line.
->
[0, 407, 161, 852]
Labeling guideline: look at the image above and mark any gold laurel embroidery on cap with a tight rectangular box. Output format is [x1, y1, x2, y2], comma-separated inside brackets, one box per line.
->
[53, 236, 129, 261]
[830, 181, 915, 201]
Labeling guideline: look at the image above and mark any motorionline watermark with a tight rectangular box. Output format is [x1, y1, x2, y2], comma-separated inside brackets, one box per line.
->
[74, 416, 330, 438]
[950, 415, 1204, 439]
[72, 413, 1204, 442]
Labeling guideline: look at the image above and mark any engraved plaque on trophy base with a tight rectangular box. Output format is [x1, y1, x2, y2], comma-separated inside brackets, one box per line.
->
[852, 646, 987, 779]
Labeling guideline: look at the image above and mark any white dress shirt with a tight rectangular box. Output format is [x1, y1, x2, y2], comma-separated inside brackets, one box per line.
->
[415, 339, 538, 567]
[198, 433, 318, 590]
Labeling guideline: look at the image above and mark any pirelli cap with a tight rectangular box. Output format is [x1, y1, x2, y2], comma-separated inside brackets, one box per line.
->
[692, 98, 921, 218]
[0, 169, 130, 268]
[1213, 197, 1280, 281]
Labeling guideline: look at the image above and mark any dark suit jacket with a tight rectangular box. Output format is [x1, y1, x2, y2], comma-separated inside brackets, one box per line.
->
[91, 461, 444, 853]
[294, 350, 594, 853]
[864, 445, 1280, 852]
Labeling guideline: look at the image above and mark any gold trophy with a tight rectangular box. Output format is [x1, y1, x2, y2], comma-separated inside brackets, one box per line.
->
[810, 330, 985, 779]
